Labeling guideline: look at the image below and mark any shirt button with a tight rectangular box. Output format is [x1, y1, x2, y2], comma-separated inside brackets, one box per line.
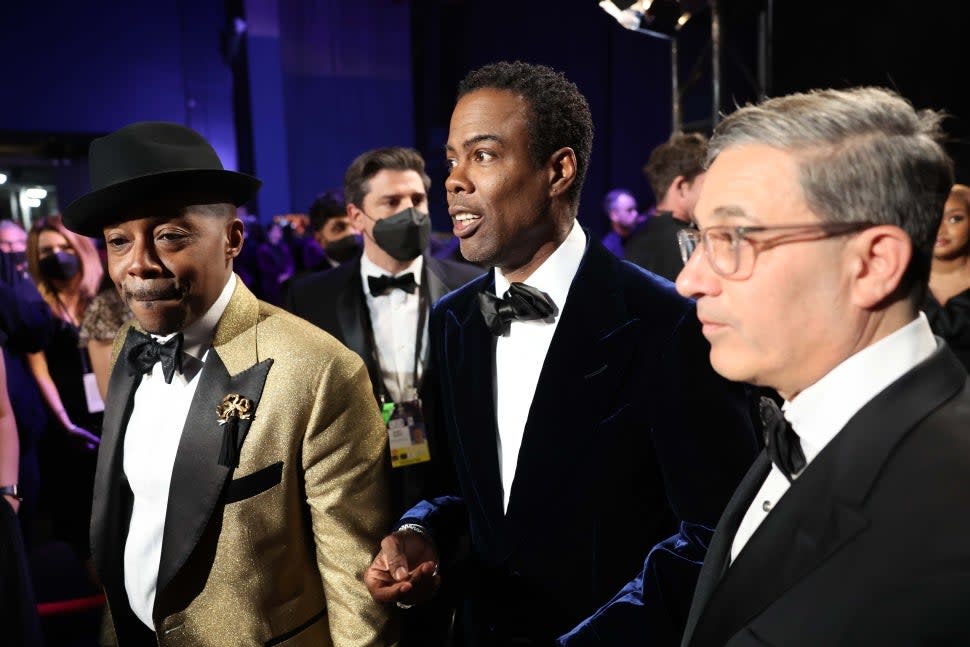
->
[762, 500, 772, 512]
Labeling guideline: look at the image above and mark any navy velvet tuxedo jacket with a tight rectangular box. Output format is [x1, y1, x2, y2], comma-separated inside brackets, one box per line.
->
[680, 343, 970, 647]
[402, 235, 759, 646]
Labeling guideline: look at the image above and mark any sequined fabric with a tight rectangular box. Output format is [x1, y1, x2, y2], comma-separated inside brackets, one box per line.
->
[105, 277, 393, 647]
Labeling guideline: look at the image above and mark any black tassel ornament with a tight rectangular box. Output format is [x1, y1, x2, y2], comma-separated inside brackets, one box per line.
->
[216, 393, 253, 468]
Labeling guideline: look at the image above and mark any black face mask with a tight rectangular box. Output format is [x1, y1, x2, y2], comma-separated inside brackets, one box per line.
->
[324, 234, 362, 263]
[38, 251, 81, 282]
[369, 207, 431, 262]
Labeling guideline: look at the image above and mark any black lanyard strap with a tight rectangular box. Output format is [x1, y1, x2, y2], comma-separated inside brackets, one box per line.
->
[359, 263, 429, 403]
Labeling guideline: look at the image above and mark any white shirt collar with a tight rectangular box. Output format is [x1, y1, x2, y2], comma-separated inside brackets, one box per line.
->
[493, 219, 586, 313]
[152, 273, 236, 361]
[783, 313, 937, 461]
[360, 252, 424, 285]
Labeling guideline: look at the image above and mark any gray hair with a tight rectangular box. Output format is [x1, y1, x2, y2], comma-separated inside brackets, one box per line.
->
[708, 86, 953, 300]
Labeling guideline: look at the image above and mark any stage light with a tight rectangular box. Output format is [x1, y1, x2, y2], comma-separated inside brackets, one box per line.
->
[25, 187, 48, 200]
[0, 173, 7, 185]
[599, 0, 698, 38]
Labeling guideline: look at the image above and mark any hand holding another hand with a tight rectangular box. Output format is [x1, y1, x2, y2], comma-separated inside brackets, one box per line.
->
[364, 527, 441, 608]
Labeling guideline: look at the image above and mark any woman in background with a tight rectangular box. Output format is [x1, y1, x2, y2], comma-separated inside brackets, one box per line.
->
[26, 215, 104, 441]
[25, 214, 102, 560]
[80, 271, 133, 401]
[926, 183, 970, 371]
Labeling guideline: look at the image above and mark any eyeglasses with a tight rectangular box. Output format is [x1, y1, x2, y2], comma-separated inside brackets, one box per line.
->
[677, 221, 877, 279]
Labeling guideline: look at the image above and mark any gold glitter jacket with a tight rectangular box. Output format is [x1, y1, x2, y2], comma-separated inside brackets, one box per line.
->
[93, 277, 392, 646]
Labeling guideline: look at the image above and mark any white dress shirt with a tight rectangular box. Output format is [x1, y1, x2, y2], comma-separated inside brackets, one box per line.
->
[730, 313, 937, 564]
[494, 221, 586, 512]
[123, 274, 236, 629]
[360, 253, 427, 404]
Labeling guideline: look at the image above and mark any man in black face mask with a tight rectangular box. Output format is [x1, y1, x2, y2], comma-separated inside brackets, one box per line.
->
[286, 146, 481, 646]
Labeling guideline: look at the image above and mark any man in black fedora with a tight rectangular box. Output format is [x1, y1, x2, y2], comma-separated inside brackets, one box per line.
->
[63, 121, 393, 647]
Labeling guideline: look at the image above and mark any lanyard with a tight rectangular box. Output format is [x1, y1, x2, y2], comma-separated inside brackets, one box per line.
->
[359, 264, 429, 404]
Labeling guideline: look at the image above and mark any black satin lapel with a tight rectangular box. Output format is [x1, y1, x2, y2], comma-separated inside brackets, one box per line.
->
[690, 483, 868, 647]
[155, 352, 273, 596]
[336, 265, 368, 362]
[682, 454, 770, 647]
[90, 329, 142, 582]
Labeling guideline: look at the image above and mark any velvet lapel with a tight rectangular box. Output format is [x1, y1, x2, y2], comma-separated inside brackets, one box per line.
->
[90, 327, 143, 588]
[504, 239, 641, 525]
[688, 344, 967, 647]
[155, 281, 273, 598]
[441, 272, 506, 549]
[425, 256, 451, 304]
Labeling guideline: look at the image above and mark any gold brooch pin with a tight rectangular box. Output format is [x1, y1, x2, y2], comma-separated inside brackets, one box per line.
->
[217, 393, 253, 468]
[217, 393, 253, 424]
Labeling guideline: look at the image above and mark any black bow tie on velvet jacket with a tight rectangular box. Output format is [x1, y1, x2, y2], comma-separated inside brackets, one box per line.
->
[478, 282, 557, 337]
[759, 396, 806, 482]
[124, 329, 184, 384]
[368, 272, 417, 296]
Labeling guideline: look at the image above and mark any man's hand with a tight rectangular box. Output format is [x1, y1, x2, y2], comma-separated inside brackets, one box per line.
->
[364, 528, 441, 606]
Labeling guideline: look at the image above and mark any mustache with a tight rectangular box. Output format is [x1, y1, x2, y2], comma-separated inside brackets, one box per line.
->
[123, 281, 185, 301]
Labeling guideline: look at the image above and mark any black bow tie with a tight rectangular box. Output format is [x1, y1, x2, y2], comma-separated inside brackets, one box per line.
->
[125, 329, 184, 384]
[368, 272, 417, 296]
[759, 397, 806, 482]
[478, 282, 557, 337]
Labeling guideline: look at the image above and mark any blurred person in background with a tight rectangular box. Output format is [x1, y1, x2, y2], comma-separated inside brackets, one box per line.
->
[256, 220, 295, 305]
[925, 183, 970, 371]
[625, 132, 708, 281]
[0, 343, 44, 647]
[79, 270, 134, 401]
[26, 215, 102, 560]
[0, 220, 52, 544]
[600, 188, 643, 258]
[303, 190, 361, 272]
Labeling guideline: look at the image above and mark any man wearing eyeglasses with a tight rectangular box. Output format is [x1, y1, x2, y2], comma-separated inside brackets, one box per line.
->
[665, 87, 970, 645]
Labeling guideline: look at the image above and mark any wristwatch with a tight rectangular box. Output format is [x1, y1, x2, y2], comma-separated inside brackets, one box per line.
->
[0, 485, 22, 501]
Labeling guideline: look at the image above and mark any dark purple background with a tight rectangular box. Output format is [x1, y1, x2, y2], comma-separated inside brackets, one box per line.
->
[1, 0, 967, 237]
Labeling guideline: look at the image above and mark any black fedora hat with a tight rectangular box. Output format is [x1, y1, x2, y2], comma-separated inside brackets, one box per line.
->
[62, 121, 262, 237]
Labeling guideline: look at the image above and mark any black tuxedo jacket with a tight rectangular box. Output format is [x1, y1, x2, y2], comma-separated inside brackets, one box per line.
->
[682, 343, 970, 647]
[285, 253, 482, 517]
[403, 235, 759, 646]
